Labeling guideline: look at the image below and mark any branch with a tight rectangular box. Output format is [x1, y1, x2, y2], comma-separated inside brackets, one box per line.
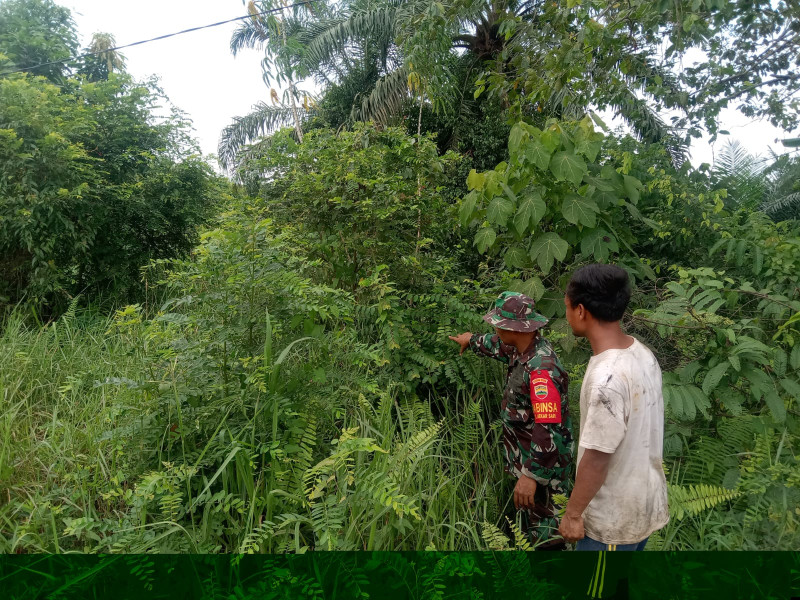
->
[631, 315, 708, 330]
[721, 75, 800, 103]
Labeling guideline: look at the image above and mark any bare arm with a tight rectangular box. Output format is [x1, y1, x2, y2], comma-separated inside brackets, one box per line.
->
[559, 449, 613, 542]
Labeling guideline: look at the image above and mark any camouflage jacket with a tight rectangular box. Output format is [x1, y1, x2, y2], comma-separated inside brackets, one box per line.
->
[469, 332, 574, 492]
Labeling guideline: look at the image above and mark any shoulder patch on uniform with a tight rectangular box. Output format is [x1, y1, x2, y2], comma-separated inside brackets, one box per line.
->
[530, 369, 562, 424]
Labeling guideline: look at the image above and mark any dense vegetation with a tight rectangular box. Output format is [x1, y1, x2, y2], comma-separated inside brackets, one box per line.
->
[1, 0, 799, 557]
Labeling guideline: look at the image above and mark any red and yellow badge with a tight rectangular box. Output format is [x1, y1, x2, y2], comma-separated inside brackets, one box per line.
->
[530, 370, 561, 423]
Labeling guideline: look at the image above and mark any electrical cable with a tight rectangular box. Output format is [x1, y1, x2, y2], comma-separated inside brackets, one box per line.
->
[0, 1, 314, 77]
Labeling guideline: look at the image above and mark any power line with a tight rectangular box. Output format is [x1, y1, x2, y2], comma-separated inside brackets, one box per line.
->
[0, 1, 314, 77]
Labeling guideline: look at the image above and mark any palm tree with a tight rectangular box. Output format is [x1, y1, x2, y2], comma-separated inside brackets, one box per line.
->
[709, 141, 800, 221]
[218, 0, 321, 169]
[219, 0, 687, 167]
[710, 140, 768, 210]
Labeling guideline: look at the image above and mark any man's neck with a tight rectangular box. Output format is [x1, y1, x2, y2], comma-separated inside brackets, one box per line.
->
[586, 322, 634, 356]
[512, 334, 538, 356]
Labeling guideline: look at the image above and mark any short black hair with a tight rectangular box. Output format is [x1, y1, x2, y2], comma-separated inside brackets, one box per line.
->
[566, 264, 631, 322]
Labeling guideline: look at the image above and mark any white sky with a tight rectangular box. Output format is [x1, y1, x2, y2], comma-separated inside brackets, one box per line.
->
[66, 0, 797, 169]
[66, 0, 269, 166]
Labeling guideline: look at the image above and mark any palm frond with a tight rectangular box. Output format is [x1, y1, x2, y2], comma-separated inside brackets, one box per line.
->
[300, 6, 399, 73]
[350, 65, 410, 125]
[762, 191, 800, 221]
[712, 140, 766, 179]
[712, 140, 768, 208]
[305, 11, 390, 60]
[608, 88, 688, 166]
[761, 154, 800, 220]
[218, 104, 311, 170]
[230, 20, 270, 55]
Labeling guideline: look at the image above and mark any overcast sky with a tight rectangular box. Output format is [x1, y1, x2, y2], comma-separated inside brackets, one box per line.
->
[65, 0, 797, 169]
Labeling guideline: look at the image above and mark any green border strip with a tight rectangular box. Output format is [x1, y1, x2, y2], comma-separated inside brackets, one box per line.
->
[1, 552, 798, 599]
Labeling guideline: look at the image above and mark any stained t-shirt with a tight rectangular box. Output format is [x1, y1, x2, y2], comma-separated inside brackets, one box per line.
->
[578, 337, 670, 545]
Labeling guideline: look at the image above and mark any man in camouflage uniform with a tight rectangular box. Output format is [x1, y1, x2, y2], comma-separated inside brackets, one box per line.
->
[449, 291, 574, 549]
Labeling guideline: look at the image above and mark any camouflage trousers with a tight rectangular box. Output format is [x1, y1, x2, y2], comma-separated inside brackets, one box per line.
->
[509, 481, 567, 551]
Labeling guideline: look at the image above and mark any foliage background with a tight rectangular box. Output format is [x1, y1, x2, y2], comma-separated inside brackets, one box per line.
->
[1, 0, 800, 556]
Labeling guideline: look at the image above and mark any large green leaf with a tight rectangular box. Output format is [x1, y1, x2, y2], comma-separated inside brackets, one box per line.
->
[764, 389, 786, 422]
[679, 386, 696, 421]
[780, 377, 800, 401]
[791, 344, 800, 370]
[459, 191, 477, 227]
[774, 349, 788, 378]
[474, 225, 496, 253]
[592, 188, 619, 209]
[504, 246, 529, 269]
[541, 127, 561, 152]
[691, 386, 712, 419]
[550, 152, 587, 186]
[510, 276, 545, 301]
[537, 292, 566, 317]
[575, 135, 602, 162]
[561, 193, 599, 227]
[580, 228, 618, 261]
[519, 276, 545, 301]
[584, 174, 616, 192]
[623, 174, 642, 203]
[513, 190, 546, 234]
[529, 232, 569, 275]
[663, 385, 681, 419]
[486, 197, 515, 227]
[600, 164, 624, 189]
[467, 169, 485, 191]
[508, 123, 526, 156]
[703, 362, 729, 396]
[525, 138, 551, 171]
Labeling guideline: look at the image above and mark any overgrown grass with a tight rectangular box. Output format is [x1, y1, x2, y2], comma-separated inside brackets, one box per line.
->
[0, 309, 149, 552]
[5, 302, 793, 553]
[0, 305, 523, 553]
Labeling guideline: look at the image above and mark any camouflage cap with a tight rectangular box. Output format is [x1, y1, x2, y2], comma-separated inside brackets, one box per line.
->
[482, 291, 549, 333]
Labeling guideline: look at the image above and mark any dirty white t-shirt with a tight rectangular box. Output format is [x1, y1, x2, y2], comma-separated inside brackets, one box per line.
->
[577, 336, 670, 545]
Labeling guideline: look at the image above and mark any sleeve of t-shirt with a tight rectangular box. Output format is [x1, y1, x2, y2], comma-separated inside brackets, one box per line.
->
[579, 383, 627, 453]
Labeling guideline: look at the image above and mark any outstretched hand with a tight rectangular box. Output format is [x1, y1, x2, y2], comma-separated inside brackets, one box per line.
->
[448, 332, 472, 355]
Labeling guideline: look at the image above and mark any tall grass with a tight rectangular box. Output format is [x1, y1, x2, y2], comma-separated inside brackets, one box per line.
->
[3, 301, 784, 553]
[0, 303, 523, 553]
[0, 310, 148, 552]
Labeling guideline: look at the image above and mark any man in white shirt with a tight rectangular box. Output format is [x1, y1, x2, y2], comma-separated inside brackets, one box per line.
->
[558, 264, 669, 550]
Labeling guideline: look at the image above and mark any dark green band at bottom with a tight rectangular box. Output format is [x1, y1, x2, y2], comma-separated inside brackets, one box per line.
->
[1, 551, 798, 600]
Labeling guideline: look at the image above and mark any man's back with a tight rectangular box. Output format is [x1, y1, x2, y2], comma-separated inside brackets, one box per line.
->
[577, 337, 670, 545]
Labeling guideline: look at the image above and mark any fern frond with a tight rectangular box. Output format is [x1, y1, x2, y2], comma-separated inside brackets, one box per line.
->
[289, 414, 318, 501]
[388, 419, 442, 470]
[718, 417, 757, 453]
[452, 398, 482, 448]
[238, 519, 276, 554]
[668, 483, 742, 520]
[506, 516, 532, 551]
[481, 521, 511, 550]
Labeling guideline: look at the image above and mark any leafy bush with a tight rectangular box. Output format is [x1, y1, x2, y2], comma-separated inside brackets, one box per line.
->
[462, 116, 800, 549]
[0, 73, 219, 311]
